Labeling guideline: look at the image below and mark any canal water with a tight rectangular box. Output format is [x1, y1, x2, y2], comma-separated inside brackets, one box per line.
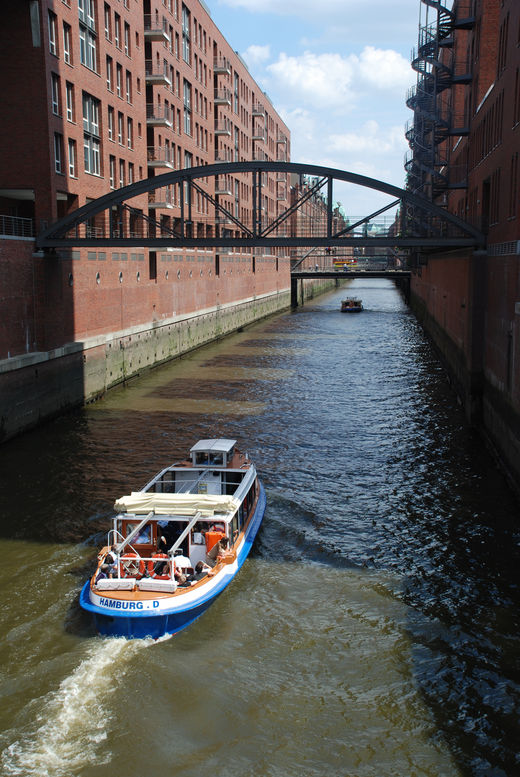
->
[0, 279, 518, 777]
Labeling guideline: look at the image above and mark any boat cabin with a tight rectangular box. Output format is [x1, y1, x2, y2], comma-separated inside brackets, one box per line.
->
[96, 439, 258, 589]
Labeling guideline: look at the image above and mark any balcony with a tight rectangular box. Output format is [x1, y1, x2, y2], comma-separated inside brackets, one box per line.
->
[214, 88, 231, 106]
[0, 214, 34, 238]
[143, 15, 169, 43]
[145, 60, 171, 87]
[147, 147, 175, 170]
[214, 57, 231, 74]
[148, 188, 174, 210]
[215, 179, 232, 195]
[252, 104, 265, 117]
[252, 148, 268, 161]
[252, 126, 265, 141]
[146, 104, 173, 128]
[214, 121, 231, 136]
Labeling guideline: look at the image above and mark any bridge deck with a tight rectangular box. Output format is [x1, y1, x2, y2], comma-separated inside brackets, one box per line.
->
[291, 270, 411, 279]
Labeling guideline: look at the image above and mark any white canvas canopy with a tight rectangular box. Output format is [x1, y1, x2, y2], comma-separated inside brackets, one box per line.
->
[114, 491, 240, 518]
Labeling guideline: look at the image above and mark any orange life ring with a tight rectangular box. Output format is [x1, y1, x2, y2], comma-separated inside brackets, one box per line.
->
[147, 552, 170, 580]
[120, 552, 141, 578]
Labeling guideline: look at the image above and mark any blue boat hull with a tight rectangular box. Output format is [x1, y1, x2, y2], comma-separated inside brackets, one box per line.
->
[80, 481, 266, 639]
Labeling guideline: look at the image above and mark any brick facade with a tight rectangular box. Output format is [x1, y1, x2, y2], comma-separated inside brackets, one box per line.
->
[0, 0, 292, 360]
[407, 0, 520, 488]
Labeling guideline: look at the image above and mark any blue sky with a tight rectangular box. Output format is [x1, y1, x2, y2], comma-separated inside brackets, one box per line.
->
[209, 0, 421, 219]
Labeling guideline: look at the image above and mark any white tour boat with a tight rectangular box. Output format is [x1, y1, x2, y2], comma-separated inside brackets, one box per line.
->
[80, 439, 265, 639]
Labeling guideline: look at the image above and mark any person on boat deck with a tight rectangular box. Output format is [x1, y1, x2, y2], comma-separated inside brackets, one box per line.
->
[190, 560, 212, 581]
[178, 561, 212, 587]
[173, 565, 188, 585]
[206, 536, 229, 567]
[98, 544, 118, 578]
[157, 533, 169, 553]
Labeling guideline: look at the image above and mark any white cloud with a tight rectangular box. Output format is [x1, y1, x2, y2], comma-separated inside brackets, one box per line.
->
[266, 51, 357, 111]
[329, 122, 409, 155]
[265, 47, 414, 114]
[357, 46, 415, 91]
[241, 44, 271, 67]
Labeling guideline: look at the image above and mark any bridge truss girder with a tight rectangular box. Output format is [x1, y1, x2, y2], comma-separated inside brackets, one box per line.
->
[36, 161, 485, 251]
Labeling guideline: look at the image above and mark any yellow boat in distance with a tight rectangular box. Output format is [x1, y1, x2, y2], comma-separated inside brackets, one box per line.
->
[341, 298, 363, 313]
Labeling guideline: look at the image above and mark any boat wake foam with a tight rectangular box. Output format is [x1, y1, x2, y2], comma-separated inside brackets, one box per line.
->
[1, 637, 157, 776]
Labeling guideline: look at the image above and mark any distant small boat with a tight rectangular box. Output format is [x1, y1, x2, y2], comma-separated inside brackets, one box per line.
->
[341, 298, 363, 312]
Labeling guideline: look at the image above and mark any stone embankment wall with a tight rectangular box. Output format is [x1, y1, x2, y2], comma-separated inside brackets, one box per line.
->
[0, 236, 335, 442]
[0, 287, 291, 442]
[409, 252, 520, 495]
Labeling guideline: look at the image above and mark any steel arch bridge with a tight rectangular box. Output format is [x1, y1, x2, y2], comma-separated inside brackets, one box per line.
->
[36, 161, 485, 253]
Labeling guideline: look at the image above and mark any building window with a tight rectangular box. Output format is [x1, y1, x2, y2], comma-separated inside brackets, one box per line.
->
[63, 23, 72, 64]
[79, 28, 97, 71]
[124, 22, 130, 56]
[79, 0, 97, 71]
[51, 73, 61, 115]
[48, 11, 58, 55]
[119, 159, 125, 188]
[68, 138, 77, 177]
[108, 105, 114, 140]
[54, 133, 63, 173]
[104, 3, 111, 40]
[106, 55, 113, 91]
[514, 68, 520, 128]
[127, 117, 133, 149]
[109, 155, 116, 188]
[82, 92, 101, 175]
[78, 0, 95, 29]
[126, 70, 132, 103]
[128, 162, 134, 183]
[116, 64, 122, 98]
[182, 5, 190, 64]
[66, 82, 75, 121]
[183, 79, 191, 135]
[114, 13, 121, 49]
[509, 152, 518, 219]
[118, 111, 124, 145]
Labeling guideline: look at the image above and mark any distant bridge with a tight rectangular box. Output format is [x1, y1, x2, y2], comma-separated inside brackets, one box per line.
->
[291, 269, 411, 280]
[290, 268, 411, 307]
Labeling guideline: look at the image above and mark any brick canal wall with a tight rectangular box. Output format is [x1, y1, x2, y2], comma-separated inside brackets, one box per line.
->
[409, 250, 520, 494]
[0, 237, 334, 442]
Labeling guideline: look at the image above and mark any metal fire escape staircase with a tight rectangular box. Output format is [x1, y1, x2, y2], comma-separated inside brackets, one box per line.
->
[405, 0, 474, 203]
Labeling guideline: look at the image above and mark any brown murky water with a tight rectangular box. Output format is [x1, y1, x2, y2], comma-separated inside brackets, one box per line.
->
[0, 280, 518, 777]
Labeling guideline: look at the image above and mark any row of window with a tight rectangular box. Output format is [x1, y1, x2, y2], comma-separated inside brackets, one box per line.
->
[104, 4, 131, 55]
[48, 5, 285, 138]
[469, 90, 504, 170]
[106, 56, 135, 103]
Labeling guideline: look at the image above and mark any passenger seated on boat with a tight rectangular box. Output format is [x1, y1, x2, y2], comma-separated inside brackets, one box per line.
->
[206, 536, 228, 567]
[97, 545, 118, 578]
[190, 561, 211, 581]
[178, 561, 211, 587]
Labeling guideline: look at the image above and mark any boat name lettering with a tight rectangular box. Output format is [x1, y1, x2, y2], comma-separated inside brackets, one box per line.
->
[100, 598, 145, 610]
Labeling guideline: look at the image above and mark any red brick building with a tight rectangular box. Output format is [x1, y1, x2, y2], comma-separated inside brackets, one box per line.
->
[406, 0, 520, 487]
[0, 0, 293, 437]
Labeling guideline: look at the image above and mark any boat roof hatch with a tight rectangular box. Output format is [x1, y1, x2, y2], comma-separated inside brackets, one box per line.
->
[190, 438, 237, 467]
